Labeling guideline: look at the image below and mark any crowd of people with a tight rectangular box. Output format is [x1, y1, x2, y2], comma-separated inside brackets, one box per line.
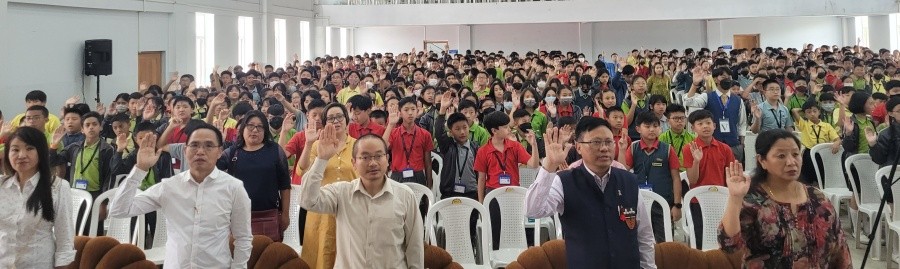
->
[5, 44, 900, 268]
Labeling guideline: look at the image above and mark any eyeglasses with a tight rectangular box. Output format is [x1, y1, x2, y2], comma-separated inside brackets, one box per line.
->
[326, 115, 345, 123]
[356, 153, 386, 162]
[577, 140, 615, 149]
[245, 124, 265, 132]
[187, 142, 220, 151]
[670, 116, 687, 121]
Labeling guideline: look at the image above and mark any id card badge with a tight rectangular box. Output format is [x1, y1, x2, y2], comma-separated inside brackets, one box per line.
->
[74, 179, 88, 190]
[719, 118, 731, 133]
[638, 182, 653, 191]
[499, 173, 512, 185]
[402, 168, 415, 179]
[454, 183, 466, 193]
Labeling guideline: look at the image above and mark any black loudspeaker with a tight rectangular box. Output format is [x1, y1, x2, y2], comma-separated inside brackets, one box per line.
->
[84, 39, 112, 76]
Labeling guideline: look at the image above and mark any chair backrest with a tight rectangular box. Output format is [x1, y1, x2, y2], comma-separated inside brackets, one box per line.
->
[518, 167, 539, 189]
[90, 188, 143, 245]
[151, 210, 168, 249]
[426, 197, 492, 265]
[639, 189, 673, 242]
[112, 174, 127, 189]
[743, 133, 758, 172]
[70, 188, 93, 236]
[431, 152, 443, 179]
[282, 184, 303, 250]
[810, 143, 845, 189]
[532, 214, 562, 247]
[404, 182, 435, 222]
[483, 186, 528, 250]
[680, 171, 689, 189]
[682, 185, 730, 250]
[431, 171, 441, 201]
[880, 167, 900, 223]
[846, 154, 881, 204]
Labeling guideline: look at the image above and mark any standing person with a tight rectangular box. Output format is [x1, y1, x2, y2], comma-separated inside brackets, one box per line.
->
[300, 131, 424, 268]
[109, 124, 253, 268]
[382, 97, 434, 187]
[682, 110, 735, 249]
[719, 129, 851, 268]
[524, 118, 657, 269]
[0, 127, 74, 268]
[434, 91, 480, 200]
[683, 67, 747, 163]
[295, 103, 358, 269]
[346, 95, 386, 138]
[6, 90, 62, 135]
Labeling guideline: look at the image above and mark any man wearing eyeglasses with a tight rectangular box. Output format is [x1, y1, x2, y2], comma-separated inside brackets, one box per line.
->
[524, 117, 656, 269]
[300, 127, 424, 268]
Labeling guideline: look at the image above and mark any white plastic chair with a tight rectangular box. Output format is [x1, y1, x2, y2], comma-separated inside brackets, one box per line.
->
[879, 166, 900, 269]
[483, 186, 528, 268]
[112, 174, 127, 189]
[405, 182, 436, 231]
[682, 185, 729, 250]
[89, 188, 144, 245]
[426, 197, 493, 269]
[431, 152, 444, 179]
[743, 132, 758, 172]
[676, 171, 690, 242]
[518, 167, 539, 189]
[846, 154, 887, 258]
[282, 184, 303, 255]
[143, 212, 168, 264]
[640, 189, 673, 242]
[70, 188, 93, 236]
[432, 171, 442, 201]
[810, 143, 851, 222]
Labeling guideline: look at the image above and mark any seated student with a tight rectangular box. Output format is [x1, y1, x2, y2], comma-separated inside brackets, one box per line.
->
[458, 99, 490, 146]
[791, 100, 841, 186]
[619, 111, 682, 243]
[346, 95, 386, 138]
[50, 112, 116, 196]
[870, 96, 900, 204]
[605, 106, 629, 161]
[658, 104, 694, 171]
[369, 109, 387, 127]
[107, 113, 134, 155]
[751, 79, 795, 134]
[512, 109, 546, 158]
[682, 109, 735, 249]
[383, 97, 435, 187]
[60, 107, 86, 149]
[7, 90, 61, 135]
[111, 121, 176, 191]
[475, 110, 539, 250]
[648, 94, 669, 132]
[817, 92, 839, 126]
[434, 91, 479, 200]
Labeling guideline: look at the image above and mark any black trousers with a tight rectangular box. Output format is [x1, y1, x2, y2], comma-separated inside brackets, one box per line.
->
[800, 148, 819, 186]
[690, 202, 703, 249]
[651, 202, 666, 243]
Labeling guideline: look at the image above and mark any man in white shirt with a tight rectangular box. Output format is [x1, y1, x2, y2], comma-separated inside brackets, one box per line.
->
[300, 128, 424, 269]
[109, 124, 253, 268]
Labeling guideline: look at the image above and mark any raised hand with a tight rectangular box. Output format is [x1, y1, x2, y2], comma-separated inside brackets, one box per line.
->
[139, 81, 149, 92]
[689, 141, 703, 161]
[96, 102, 106, 116]
[169, 116, 184, 128]
[617, 133, 630, 152]
[281, 112, 294, 134]
[558, 125, 573, 144]
[316, 124, 339, 160]
[304, 121, 319, 146]
[169, 72, 179, 82]
[136, 133, 163, 171]
[725, 161, 750, 198]
[842, 116, 854, 135]
[388, 106, 401, 126]
[750, 100, 762, 119]
[865, 126, 878, 145]
[51, 124, 66, 147]
[116, 132, 128, 150]
[511, 90, 521, 109]
[65, 96, 81, 107]
[525, 130, 537, 146]
[691, 66, 705, 85]
[440, 91, 453, 112]
[546, 102, 558, 116]
[543, 127, 571, 170]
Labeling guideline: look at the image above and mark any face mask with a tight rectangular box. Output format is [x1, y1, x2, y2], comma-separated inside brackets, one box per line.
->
[414, 89, 422, 97]
[503, 101, 514, 110]
[195, 98, 207, 107]
[817, 72, 826, 79]
[269, 81, 279, 87]
[821, 103, 836, 112]
[544, 96, 557, 104]
[365, 81, 374, 89]
[578, 57, 585, 62]
[428, 78, 439, 86]
[524, 98, 536, 106]
[289, 86, 298, 92]
[560, 96, 574, 103]
[786, 72, 796, 80]
[537, 81, 547, 89]
[875, 74, 885, 80]
[843, 82, 854, 87]
[300, 78, 312, 85]
[116, 104, 128, 113]
[512, 83, 523, 90]
[518, 122, 532, 132]
[795, 86, 808, 94]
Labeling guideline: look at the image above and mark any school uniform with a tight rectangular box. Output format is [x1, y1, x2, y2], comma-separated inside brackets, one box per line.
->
[624, 140, 680, 243]
[474, 138, 531, 250]
[681, 137, 734, 249]
[388, 125, 434, 186]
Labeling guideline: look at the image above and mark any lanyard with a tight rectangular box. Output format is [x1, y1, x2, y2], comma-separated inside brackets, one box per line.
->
[811, 124, 822, 143]
[493, 150, 509, 173]
[78, 142, 99, 176]
[401, 130, 417, 168]
[456, 146, 470, 182]
[770, 108, 782, 129]
[666, 131, 685, 159]
[714, 91, 732, 118]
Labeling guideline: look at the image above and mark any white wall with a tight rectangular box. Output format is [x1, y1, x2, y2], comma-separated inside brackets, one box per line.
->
[593, 20, 706, 56]
[707, 16, 844, 49]
[472, 23, 580, 54]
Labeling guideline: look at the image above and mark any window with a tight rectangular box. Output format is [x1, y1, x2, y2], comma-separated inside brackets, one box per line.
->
[340, 28, 348, 56]
[274, 19, 287, 67]
[855, 16, 870, 48]
[325, 26, 332, 55]
[195, 12, 215, 86]
[300, 21, 311, 61]
[238, 16, 254, 67]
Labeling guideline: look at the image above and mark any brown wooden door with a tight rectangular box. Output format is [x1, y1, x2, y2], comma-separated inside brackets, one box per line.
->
[733, 34, 760, 50]
[138, 51, 163, 87]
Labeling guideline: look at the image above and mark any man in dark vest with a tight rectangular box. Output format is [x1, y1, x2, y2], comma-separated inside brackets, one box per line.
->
[524, 117, 656, 269]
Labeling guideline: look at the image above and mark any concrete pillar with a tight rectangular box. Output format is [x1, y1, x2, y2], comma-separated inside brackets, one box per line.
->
[869, 15, 891, 50]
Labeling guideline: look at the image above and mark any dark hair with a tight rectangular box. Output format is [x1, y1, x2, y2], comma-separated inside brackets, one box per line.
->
[25, 90, 47, 103]
[635, 111, 660, 126]
[801, 100, 820, 111]
[512, 109, 530, 119]
[321, 103, 350, 126]
[557, 116, 577, 128]
[3, 127, 55, 221]
[887, 96, 900, 115]
[236, 110, 273, 148]
[231, 101, 254, 119]
[347, 95, 373, 111]
[818, 92, 837, 102]
[648, 94, 667, 106]
[447, 112, 469, 128]
[115, 93, 131, 102]
[605, 105, 624, 117]
[307, 99, 327, 112]
[482, 111, 511, 136]
[574, 116, 612, 141]
[63, 106, 85, 118]
[172, 95, 196, 109]
[133, 121, 158, 144]
[300, 90, 322, 112]
[688, 109, 714, 124]
[750, 129, 802, 184]
[369, 109, 387, 120]
[458, 99, 478, 112]
[519, 88, 541, 109]
[873, 92, 889, 102]
[26, 105, 49, 118]
[352, 134, 388, 158]
[398, 96, 418, 109]
[187, 122, 224, 146]
[664, 104, 686, 117]
[848, 91, 872, 114]
[109, 112, 130, 125]
[81, 111, 102, 124]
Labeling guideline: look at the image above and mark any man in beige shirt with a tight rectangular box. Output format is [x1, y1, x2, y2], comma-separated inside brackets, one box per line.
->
[300, 126, 424, 269]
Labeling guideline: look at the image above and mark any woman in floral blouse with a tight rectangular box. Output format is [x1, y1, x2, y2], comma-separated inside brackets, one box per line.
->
[719, 129, 851, 268]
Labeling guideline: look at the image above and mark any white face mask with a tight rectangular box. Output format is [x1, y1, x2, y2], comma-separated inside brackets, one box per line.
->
[537, 81, 547, 89]
[843, 82, 854, 87]
[269, 81, 279, 87]
[365, 81, 374, 89]
[428, 78, 439, 86]
[544, 96, 557, 104]
[414, 89, 422, 97]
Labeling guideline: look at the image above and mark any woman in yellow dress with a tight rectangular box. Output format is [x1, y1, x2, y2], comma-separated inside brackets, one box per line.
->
[296, 102, 357, 269]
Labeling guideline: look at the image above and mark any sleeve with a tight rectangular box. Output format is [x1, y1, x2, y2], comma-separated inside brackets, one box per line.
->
[230, 184, 253, 269]
[724, 144, 736, 164]
[404, 190, 425, 269]
[169, 143, 185, 163]
[515, 143, 531, 165]
[108, 167, 163, 218]
[423, 130, 435, 152]
[216, 148, 231, 171]
[53, 180, 76, 267]
[524, 167, 565, 218]
[842, 123, 861, 154]
[298, 158, 341, 214]
[739, 101, 748, 135]
[275, 145, 292, 190]
[668, 146, 680, 169]
[870, 131, 894, 165]
[635, 191, 658, 269]
[718, 201, 758, 253]
[624, 143, 634, 167]
[473, 148, 488, 173]
[683, 92, 708, 109]
[621, 99, 631, 115]
[285, 132, 305, 157]
[434, 114, 452, 152]
[682, 145, 694, 169]
[784, 107, 795, 128]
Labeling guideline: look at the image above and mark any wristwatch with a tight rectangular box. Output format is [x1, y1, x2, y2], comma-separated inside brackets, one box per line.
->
[672, 203, 683, 209]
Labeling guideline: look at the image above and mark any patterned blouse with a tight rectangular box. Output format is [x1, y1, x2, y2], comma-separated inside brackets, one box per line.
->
[718, 184, 852, 269]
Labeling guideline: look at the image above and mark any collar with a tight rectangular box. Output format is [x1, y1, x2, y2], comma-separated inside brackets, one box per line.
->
[84, 139, 100, 149]
[639, 139, 660, 151]
[485, 138, 513, 154]
[401, 124, 418, 135]
[185, 168, 222, 185]
[582, 164, 612, 186]
[714, 89, 731, 98]
[694, 137, 719, 148]
[666, 129, 688, 138]
[353, 178, 393, 199]
[2, 172, 40, 189]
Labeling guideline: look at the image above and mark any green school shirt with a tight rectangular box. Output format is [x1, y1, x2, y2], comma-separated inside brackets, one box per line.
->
[470, 123, 490, 146]
[854, 115, 875, 154]
[73, 141, 101, 192]
[530, 111, 548, 139]
[658, 129, 695, 171]
[139, 168, 156, 191]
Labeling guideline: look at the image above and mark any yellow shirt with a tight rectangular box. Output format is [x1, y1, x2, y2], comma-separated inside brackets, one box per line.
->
[796, 118, 839, 149]
[336, 86, 384, 107]
[10, 113, 60, 135]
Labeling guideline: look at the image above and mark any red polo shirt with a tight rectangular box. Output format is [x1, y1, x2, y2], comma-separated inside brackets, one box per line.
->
[681, 137, 734, 188]
[388, 125, 434, 172]
[623, 139, 680, 169]
[474, 139, 531, 189]
[285, 131, 308, 184]
[348, 121, 386, 139]
[168, 126, 188, 169]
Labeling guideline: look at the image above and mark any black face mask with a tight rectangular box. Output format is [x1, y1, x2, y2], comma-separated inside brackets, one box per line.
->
[196, 98, 208, 106]
[300, 78, 312, 85]
[786, 72, 797, 80]
[740, 70, 750, 77]
[817, 72, 827, 79]
[875, 74, 885, 80]
[518, 122, 532, 133]
[512, 83, 523, 90]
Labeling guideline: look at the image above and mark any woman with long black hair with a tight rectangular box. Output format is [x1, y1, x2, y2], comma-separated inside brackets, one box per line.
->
[0, 126, 74, 268]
